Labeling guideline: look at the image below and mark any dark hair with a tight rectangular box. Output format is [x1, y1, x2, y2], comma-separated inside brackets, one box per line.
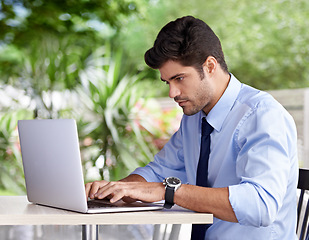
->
[144, 16, 228, 75]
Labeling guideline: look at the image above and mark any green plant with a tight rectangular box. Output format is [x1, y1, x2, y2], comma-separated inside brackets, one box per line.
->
[76, 48, 156, 181]
[0, 110, 31, 194]
[7, 35, 89, 119]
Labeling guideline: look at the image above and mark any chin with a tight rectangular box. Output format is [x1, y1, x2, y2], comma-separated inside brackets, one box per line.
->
[183, 108, 200, 116]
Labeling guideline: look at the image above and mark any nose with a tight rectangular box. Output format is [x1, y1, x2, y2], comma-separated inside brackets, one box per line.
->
[169, 83, 181, 99]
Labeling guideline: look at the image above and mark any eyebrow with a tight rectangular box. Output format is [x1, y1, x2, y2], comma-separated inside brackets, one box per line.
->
[160, 73, 185, 82]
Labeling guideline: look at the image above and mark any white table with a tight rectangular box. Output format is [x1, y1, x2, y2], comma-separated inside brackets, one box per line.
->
[0, 196, 213, 239]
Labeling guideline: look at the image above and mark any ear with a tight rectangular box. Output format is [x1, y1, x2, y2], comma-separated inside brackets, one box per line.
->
[202, 56, 217, 74]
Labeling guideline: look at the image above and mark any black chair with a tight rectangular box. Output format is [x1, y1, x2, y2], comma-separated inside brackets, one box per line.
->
[297, 168, 309, 240]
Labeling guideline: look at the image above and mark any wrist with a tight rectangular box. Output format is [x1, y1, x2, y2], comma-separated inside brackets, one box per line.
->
[163, 177, 182, 209]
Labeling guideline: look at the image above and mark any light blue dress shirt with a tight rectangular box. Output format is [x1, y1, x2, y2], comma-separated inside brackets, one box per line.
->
[132, 74, 298, 240]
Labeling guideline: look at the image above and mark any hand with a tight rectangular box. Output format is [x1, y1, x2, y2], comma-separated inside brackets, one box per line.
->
[85, 180, 165, 204]
[85, 180, 110, 200]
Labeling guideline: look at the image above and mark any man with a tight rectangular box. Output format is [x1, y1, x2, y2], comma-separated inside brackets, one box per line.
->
[85, 16, 298, 239]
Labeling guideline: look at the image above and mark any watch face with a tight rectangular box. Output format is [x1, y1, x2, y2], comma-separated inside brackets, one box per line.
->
[166, 177, 181, 186]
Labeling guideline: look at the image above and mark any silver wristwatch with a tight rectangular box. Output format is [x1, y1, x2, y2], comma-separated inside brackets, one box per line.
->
[163, 177, 182, 209]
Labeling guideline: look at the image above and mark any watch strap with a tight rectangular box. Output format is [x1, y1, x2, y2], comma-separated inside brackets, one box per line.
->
[164, 185, 175, 209]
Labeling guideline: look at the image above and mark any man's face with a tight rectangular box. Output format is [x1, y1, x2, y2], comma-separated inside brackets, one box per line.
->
[159, 60, 216, 115]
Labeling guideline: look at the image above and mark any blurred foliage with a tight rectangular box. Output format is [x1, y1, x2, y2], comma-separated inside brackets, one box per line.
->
[0, 0, 151, 192]
[204, 0, 309, 90]
[2, 0, 308, 91]
[0, 110, 31, 194]
[76, 47, 157, 181]
[0, 0, 145, 84]
[5, 35, 90, 119]
[120, 0, 309, 91]
[0, 0, 141, 42]
[0, 0, 309, 193]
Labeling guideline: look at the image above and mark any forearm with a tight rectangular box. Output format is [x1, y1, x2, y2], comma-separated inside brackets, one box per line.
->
[119, 174, 147, 182]
[121, 176, 238, 223]
[174, 184, 238, 223]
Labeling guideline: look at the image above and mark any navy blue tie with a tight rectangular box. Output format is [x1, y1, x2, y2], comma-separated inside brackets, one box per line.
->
[191, 118, 213, 240]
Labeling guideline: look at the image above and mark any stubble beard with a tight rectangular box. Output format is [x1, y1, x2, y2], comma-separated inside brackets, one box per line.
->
[178, 72, 212, 116]
[182, 103, 201, 116]
[182, 86, 212, 116]
[182, 99, 210, 116]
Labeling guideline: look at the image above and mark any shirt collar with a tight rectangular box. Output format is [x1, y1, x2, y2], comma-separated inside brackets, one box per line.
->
[202, 73, 242, 132]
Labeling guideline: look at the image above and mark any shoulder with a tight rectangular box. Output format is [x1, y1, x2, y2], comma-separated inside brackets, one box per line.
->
[234, 84, 296, 138]
[236, 84, 293, 121]
[238, 84, 277, 109]
[236, 85, 296, 141]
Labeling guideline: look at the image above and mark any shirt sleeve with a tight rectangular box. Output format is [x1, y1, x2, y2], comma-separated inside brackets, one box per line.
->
[228, 102, 298, 227]
[131, 119, 188, 183]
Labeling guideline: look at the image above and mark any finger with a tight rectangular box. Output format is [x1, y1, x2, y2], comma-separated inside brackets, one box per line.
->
[85, 182, 92, 199]
[95, 182, 128, 201]
[110, 188, 127, 203]
[89, 181, 108, 199]
[98, 183, 136, 203]
[95, 181, 117, 199]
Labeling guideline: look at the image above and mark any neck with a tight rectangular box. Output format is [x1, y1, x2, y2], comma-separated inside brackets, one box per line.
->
[202, 70, 231, 115]
[217, 71, 231, 97]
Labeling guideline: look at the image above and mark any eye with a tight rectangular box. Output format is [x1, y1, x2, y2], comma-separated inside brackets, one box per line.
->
[176, 76, 184, 81]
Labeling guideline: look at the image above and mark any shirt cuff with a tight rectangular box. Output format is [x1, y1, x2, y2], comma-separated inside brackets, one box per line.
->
[130, 166, 161, 183]
[229, 183, 262, 227]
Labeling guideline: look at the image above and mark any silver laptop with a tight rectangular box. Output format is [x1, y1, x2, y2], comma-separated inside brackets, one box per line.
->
[17, 119, 163, 213]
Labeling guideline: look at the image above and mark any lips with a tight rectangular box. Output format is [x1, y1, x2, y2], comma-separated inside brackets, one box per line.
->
[176, 100, 188, 107]
[174, 96, 189, 107]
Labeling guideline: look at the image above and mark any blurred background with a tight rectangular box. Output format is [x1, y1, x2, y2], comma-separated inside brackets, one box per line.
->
[0, 0, 308, 238]
[1, 0, 308, 195]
